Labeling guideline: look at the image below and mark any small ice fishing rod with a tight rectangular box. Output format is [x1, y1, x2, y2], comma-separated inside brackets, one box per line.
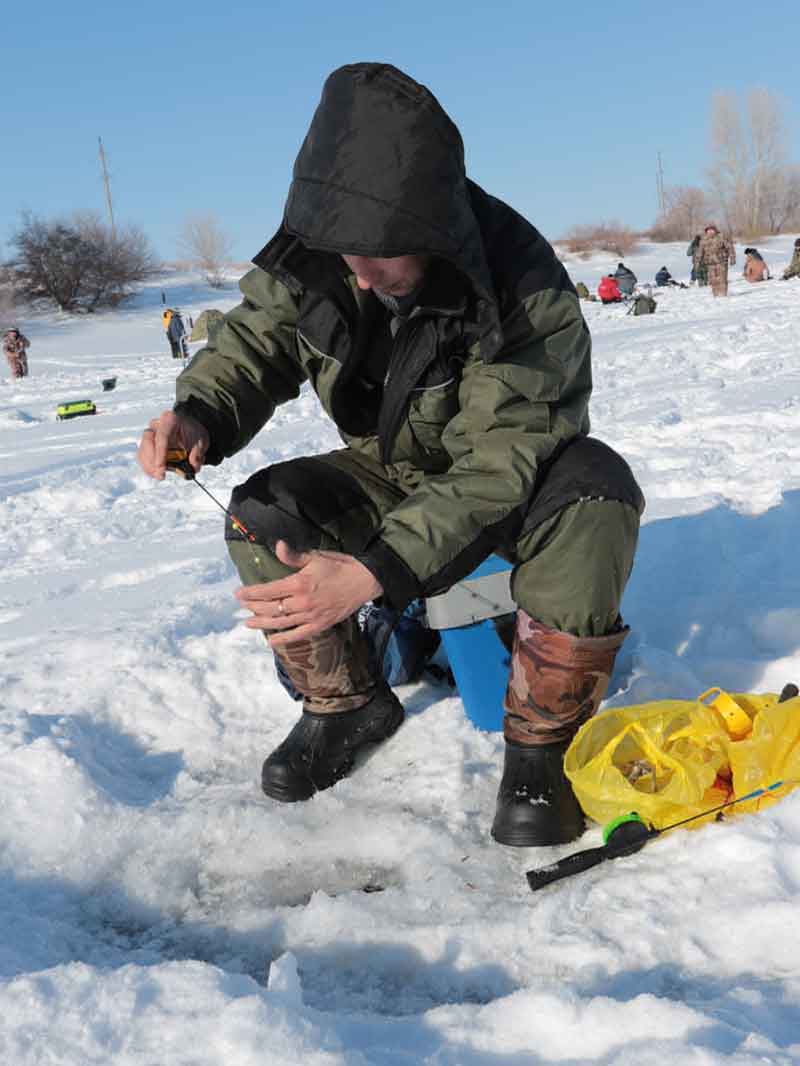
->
[165, 448, 257, 542]
[526, 682, 799, 894]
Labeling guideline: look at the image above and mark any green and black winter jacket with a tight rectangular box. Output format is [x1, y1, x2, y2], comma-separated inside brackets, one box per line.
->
[174, 63, 594, 610]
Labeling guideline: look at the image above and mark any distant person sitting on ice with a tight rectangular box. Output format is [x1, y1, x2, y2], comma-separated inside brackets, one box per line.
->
[655, 266, 680, 287]
[137, 62, 644, 849]
[3, 327, 30, 379]
[162, 307, 189, 359]
[655, 267, 687, 290]
[611, 262, 637, 295]
[743, 248, 770, 282]
[598, 275, 623, 303]
[698, 223, 736, 297]
[782, 237, 800, 280]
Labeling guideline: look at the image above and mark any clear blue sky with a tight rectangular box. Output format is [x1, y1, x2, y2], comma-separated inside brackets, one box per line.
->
[5, 0, 800, 262]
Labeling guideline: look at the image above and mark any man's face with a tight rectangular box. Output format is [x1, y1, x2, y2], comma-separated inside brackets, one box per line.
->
[341, 254, 428, 296]
[705, 227, 717, 236]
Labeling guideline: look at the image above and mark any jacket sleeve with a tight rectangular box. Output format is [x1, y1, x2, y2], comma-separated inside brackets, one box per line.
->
[173, 268, 306, 464]
[358, 289, 592, 609]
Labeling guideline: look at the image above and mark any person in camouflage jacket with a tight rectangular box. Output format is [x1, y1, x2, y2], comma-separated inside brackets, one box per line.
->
[698, 224, 736, 296]
[782, 238, 800, 280]
[3, 328, 30, 378]
[138, 63, 644, 848]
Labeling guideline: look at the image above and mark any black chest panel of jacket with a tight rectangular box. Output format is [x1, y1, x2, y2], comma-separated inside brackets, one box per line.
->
[272, 240, 475, 460]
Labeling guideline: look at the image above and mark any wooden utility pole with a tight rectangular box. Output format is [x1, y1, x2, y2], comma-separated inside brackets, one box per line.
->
[656, 152, 666, 213]
[98, 136, 117, 239]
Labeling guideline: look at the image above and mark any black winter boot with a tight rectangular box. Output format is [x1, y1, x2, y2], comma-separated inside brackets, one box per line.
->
[490, 738, 585, 847]
[261, 685, 404, 802]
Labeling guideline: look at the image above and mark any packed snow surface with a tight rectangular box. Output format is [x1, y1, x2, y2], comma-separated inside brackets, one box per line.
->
[1, 240, 800, 1064]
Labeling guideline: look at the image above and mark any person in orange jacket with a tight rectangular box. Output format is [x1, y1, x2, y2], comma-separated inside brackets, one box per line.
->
[162, 308, 189, 359]
[743, 248, 770, 282]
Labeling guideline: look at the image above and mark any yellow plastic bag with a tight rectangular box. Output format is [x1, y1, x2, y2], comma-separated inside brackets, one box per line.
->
[565, 688, 800, 830]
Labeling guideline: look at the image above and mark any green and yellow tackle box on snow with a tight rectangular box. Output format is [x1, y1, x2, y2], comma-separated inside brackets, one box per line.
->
[56, 400, 97, 420]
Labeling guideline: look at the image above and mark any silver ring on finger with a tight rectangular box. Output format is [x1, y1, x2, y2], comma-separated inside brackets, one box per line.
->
[278, 599, 285, 615]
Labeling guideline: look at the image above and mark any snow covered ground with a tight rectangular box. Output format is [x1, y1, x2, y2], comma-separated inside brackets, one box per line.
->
[1, 239, 799, 1064]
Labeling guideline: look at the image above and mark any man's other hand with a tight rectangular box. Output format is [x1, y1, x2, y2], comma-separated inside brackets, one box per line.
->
[235, 540, 383, 646]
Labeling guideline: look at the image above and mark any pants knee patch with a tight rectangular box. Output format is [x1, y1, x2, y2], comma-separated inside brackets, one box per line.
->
[521, 436, 645, 537]
[225, 456, 381, 550]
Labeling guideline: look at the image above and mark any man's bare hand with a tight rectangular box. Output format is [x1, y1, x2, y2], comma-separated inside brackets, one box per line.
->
[137, 410, 210, 480]
[235, 540, 383, 647]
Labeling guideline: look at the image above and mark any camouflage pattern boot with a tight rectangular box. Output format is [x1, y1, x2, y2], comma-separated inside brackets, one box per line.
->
[491, 612, 628, 846]
[262, 614, 404, 801]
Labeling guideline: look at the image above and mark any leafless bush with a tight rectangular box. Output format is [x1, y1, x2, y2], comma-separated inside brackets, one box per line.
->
[650, 186, 708, 241]
[562, 221, 642, 257]
[9, 212, 158, 311]
[73, 212, 159, 309]
[178, 213, 234, 288]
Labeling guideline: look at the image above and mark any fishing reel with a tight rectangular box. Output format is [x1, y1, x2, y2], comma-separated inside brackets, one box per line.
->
[526, 812, 655, 892]
[165, 448, 195, 479]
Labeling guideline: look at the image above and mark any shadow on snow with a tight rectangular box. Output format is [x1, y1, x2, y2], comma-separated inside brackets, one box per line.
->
[620, 490, 800, 692]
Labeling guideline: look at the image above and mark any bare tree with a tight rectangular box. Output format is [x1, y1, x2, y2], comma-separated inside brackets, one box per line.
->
[651, 185, 708, 240]
[707, 87, 793, 236]
[760, 165, 800, 233]
[178, 213, 234, 288]
[708, 90, 749, 232]
[9, 211, 157, 312]
[747, 87, 787, 233]
[74, 213, 159, 309]
[10, 214, 92, 310]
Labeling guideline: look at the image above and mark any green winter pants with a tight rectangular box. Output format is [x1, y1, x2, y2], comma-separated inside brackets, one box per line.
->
[226, 444, 641, 639]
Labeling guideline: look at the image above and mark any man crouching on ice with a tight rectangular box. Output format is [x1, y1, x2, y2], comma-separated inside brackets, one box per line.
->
[137, 63, 644, 847]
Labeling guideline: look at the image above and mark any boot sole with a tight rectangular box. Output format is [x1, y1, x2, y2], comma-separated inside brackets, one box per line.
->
[261, 705, 404, 803]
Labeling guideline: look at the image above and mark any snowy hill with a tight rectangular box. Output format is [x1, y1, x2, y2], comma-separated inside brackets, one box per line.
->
[1, 241, 800, 1064]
